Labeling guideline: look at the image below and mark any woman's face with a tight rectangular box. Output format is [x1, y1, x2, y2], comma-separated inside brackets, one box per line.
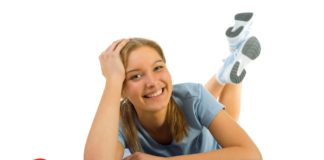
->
[123, 46, 172, 115]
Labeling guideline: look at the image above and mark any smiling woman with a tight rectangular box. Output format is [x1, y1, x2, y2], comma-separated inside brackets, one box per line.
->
[119, 39, 188, 153]
[84, 12, 262, 160]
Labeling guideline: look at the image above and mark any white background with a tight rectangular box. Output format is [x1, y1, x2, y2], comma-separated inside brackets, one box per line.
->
[1, 0, 324, 159]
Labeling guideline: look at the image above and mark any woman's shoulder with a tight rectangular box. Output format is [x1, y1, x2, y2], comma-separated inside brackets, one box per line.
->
[172, 83, 203, 99]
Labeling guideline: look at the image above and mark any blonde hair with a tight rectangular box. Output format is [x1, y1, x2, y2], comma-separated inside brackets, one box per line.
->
[119, 38, 188, 153]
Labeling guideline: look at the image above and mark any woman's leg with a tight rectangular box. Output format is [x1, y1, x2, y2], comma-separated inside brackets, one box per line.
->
[205, 76, 241, 121]
[205, 12, 260, 121]
[218, 83, 241, 122]
[204, 76, 225, 99]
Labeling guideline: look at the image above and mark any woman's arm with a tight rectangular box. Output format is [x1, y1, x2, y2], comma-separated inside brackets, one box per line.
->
[84, 80, 124, 160]
[168, 110, 262, 160]
[84, 39, 129, 160]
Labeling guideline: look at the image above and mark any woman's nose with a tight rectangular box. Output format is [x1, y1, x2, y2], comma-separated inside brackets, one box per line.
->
[145, 73, 157, 88]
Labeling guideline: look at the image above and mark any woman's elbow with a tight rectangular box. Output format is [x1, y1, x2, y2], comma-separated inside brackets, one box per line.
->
[248, 146, 263, 160]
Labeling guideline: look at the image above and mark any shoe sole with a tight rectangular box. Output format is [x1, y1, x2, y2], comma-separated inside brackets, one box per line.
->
[235, 12, 253, 21]
[230, 36, 261, 83]
[241, 36, 261, 60]
[230, 62, 246, 83]
[226, 12, 253, 38]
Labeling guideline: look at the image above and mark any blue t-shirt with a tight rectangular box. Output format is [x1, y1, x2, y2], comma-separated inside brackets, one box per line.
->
[118, 83, 224, 156]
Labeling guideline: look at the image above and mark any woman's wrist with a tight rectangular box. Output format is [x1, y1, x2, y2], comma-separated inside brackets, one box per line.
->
[105, 76, 124, 86]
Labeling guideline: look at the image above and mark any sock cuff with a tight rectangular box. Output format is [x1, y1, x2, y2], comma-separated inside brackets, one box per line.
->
[215, 73, 226, 85]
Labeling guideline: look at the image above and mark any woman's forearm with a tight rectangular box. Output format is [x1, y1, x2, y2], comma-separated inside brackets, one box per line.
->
[168, 147, 262, 160]
[84, 80, 123, 160]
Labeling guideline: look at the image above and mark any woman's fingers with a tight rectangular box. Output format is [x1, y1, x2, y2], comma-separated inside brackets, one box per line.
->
[100, 39, 129, 60]
[114, 39, 129, 54]
[105, 39, 124, 53]
[98, 38, 129, 80]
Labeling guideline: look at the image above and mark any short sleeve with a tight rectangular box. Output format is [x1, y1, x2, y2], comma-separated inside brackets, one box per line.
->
[195, 83, 224, 127]
[118, 125, 132, 157]
[118, 125, 127, 148]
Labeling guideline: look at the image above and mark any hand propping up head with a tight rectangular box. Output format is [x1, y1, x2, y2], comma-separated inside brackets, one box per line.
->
[99, 39, 129, 81]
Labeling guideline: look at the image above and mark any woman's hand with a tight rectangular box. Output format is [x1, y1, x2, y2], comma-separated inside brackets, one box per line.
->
[99, 39, 129, 81]
[123, 152, 167, 160]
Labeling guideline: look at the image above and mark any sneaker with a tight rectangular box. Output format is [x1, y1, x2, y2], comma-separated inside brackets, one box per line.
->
[226, 12, 253, 53]
[216, 36, 261, 84]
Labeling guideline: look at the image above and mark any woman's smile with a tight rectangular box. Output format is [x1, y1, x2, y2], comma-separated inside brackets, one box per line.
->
[143, 88, 164, 99]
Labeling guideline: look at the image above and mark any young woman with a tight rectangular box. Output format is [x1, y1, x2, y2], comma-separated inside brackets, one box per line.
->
[85, 13, 262, 160]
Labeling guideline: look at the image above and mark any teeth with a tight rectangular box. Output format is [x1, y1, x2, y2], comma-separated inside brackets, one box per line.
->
[146, 89, 163, 98]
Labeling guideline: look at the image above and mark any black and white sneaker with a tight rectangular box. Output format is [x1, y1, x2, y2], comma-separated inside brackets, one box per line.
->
[216, 36, 261, 84]
[226, 12, 254, 53]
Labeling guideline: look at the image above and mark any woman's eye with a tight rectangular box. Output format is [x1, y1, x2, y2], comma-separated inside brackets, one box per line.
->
[154, 66, 164, 71]
[130, 74, 141, 80]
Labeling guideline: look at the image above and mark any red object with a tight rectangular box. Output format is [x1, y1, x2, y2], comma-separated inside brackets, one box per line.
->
[34, 158, 46, 160]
